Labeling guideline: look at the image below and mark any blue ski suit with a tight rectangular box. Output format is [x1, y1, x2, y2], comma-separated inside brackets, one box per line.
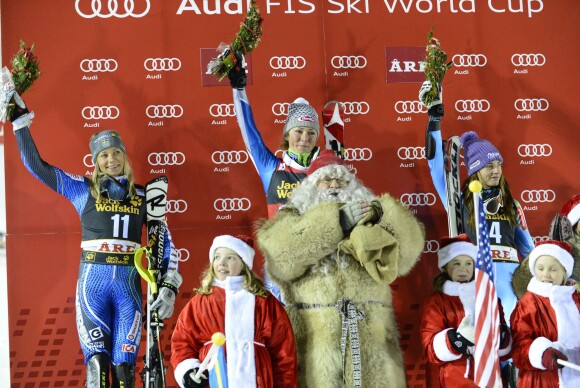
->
[15, 125, 178, 366]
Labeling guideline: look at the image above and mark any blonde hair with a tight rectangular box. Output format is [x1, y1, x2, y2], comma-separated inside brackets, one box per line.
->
[195, 262, 268, 298]
[89, 154, 137, 200]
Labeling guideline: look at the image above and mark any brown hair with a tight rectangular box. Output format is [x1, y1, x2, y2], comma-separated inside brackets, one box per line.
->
[195, 262, 268, 298]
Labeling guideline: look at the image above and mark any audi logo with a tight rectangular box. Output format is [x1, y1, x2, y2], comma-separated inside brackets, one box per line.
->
[83, 154, 95, 167]
[272, 103, 290, 116]
[394, 101, 426, 114]
[175, 248, 190, 262]
[144, 58, 182, 72]
[397, 147, 425, 160]
[211, 150, 249, 164]
[331, 56, 367, 69]
[342, 102, 370, 115]
[82, 106, 120, 120]
[423, 240, 440, 253]
[146, 105, 183, 118]
[166, 200, 188, 213]
[514, 98, 549, 112]
[80, 59, 118, 72]
[455, 100, 490, 113]
[214, 198, 251, 212]
[344, 148, 372, 161]
[517, 144, 552, 157]
[452, 54, 487, 67]
[520, 190, 556, 203]
[148, 152, 186, 166]
[269, 56, 306, 70]
[400, 193, 437, 207]
[210, 104, 236, 117]
[511, 53, 546, 67]
[75, 0, 150, 18]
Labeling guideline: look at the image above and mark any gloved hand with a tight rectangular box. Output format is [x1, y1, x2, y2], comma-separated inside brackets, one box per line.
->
[359, 200, 383, 225]
[183, 367, 209, 388]
[0, 66, 30, 124]
[9, 91, 30, 122]
[541, 347, 568, 371]
[419, 80, 442, 107]
[447, 316, 475, 355]
[150, 270, 183, 320]
[228, 51, 247, 90]
[339, 201, 369, 234]
[499, 323, 511, 348]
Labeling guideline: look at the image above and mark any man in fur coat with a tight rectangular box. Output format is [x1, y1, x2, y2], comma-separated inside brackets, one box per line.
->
[256, 150, 425, 388]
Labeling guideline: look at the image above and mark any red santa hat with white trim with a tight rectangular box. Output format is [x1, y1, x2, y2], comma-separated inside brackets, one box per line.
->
[528, 240, 574, 278]
[209, 235, 255, 269]
[561, 193, 580, 226]
[437, 233, 479, 270]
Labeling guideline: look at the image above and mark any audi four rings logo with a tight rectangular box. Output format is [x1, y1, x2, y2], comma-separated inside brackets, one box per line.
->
[511, 54, 546, 67]
[75, 0, 150, 18]
[146, 105, 183, 118]
[517, 144, 552, 157]
[176, 248, 190, 262]
[148, 152, 186, 166]
[514, 99, 549, 112]
[342, 102, 370, 115]
[80, 59, 118, 72]
[144, 58, 182, 72]
[400, 193, 437, 206]
[82, 106, 120, 120]
[210, 104, 236, 117]
[397, 147, 425, 160]
[344, 148, 372, 161]
[423, 240, 440, 253]
[166, 200, 188, 213]
[214, 198, 251, 212]
[452, 54, 487, 67]
[394, 101, 426, 114]
[272, 103, 290, 116]
[211, 151, 249, 164]
[455, 100, 490, 113]
[331, 56, 367, 69]
[269, 56, 306, 69]
[83, 154, 95, 167]
[521, 190, 556, 203]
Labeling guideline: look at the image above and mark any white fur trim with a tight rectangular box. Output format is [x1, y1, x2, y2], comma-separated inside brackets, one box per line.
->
[550, 285, 580, 348]
[529, 337, 553, 370]
[174, 358, 201, 388]
[433, 329, 462, 362]
[443, 280, 476, 318]
[210, 235, 255, 269]
[567, 204, 580, 226]
[438, 241, 478, 270]
[528, 244, 573, 277]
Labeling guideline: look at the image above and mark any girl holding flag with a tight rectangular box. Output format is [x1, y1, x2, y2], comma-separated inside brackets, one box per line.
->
[170, 235, 297, 388]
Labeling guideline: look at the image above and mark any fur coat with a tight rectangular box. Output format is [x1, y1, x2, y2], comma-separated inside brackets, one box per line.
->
[257, 193, 425, 388]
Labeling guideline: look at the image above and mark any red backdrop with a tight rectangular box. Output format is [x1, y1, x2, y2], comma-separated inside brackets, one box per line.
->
[2, 1, 578, 386]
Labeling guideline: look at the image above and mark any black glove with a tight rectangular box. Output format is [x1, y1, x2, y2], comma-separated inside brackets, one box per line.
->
[9, 92, 30, 122]
[447, 327, 474, 355]
[183, 367, 209, 388]
[428, 104, 444, 117]
[499, 323, 511, 348]
[542, 348, 568, 371]
[228, 51, 247, 90]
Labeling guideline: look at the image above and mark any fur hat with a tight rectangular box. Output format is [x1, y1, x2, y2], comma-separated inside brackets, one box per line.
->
[437, 234, 478, 270]
[561, 194, 580, 226]
[283, 97, 320, 136]
[209, 235, 255, 269]
[528, 240, 574, 278]
[89, 130, 126, 163]
[460, 131, 503, 176]
[307, 150, 346, 176]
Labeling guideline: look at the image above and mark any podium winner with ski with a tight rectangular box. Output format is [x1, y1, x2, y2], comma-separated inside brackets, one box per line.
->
[3, 88, 182, 387]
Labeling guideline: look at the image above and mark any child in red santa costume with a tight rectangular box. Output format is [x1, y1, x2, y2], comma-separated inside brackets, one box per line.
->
[170, 235, 297, 388]
[421, 234, 512, 387]
[510, 240, 580, 387]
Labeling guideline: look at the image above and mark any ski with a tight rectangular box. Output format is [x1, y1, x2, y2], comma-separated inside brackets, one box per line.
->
[135, 175, 169, 388]
[443, 136, 464, 236]
[322, 100, 345, 160]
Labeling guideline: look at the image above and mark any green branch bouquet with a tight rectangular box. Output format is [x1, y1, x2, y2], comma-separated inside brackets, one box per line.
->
[423, 27, 452, 107]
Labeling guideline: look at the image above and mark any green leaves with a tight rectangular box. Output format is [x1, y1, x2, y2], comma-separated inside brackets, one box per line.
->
[423, 27, 452, 107]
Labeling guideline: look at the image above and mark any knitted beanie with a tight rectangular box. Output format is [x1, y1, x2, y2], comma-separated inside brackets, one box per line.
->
[460, 131, 503, 176]
[437, 234, 478, 270]
[528, 240, 574, 278]
[283, 97, 320, 136]
[89, 130, 126, 163]
[209, 235, 255, 269]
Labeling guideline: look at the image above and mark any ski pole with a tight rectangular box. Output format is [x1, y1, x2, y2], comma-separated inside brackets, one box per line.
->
[194, 332, 226, 380]
[557, 359, 580, 372]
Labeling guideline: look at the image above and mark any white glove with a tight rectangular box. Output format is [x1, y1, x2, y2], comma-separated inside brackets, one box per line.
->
[339, 201, 369, 234]
[457, 315, 475, 344]
[418, 80, 443, 108]
[150, 270, 183, 320]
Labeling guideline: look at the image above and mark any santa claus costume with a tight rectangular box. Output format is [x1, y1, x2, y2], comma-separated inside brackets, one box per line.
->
[510, 240, 580, 387]
[170, 235, 297, 388]
[257, 151, 425, 388]
[421, 235, 512, 387]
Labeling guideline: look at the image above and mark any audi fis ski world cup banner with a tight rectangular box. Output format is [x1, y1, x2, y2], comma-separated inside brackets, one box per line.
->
[1, 0, 578, 386]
